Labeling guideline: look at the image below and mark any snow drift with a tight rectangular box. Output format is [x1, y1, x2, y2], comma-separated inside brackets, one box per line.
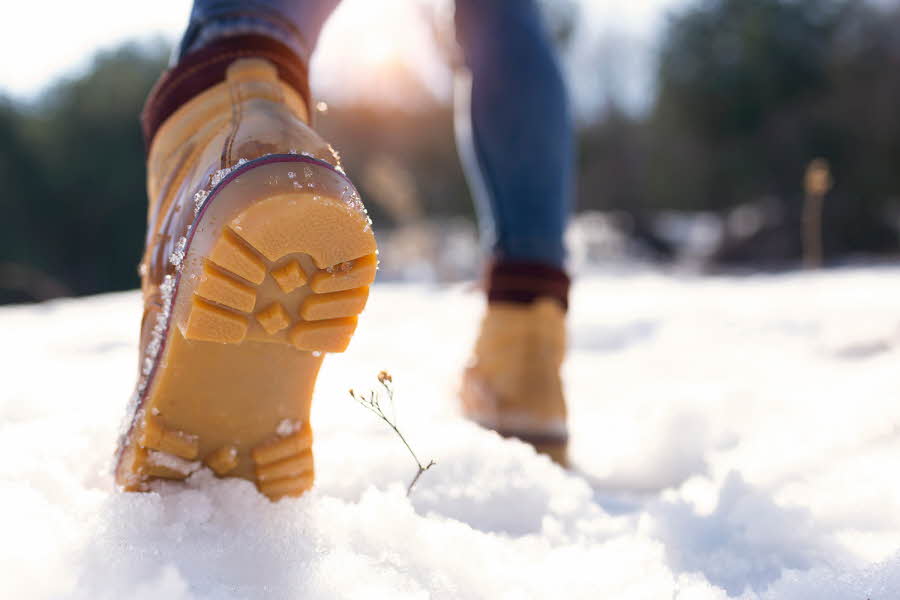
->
[1, 268, 899, 598]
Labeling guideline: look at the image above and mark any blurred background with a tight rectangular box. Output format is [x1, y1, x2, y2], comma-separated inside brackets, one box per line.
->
[3, 0, 900, 304]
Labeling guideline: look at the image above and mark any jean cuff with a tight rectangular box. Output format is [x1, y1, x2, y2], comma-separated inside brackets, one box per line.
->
[178, 15, 310, 66]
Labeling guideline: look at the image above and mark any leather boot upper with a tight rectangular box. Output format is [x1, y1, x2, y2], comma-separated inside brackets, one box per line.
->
[461, 299, 568, 437]
[138, 48, 337, 376]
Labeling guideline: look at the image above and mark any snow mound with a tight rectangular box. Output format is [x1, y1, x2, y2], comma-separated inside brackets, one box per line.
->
[2, 268, 900, 598]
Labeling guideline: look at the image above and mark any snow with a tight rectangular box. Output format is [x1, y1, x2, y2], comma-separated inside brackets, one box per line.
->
[169, 236, 188, 270]
[276, 419, 302, 437]
[2, 267, 900, 599]
[147, 450, 201, 477]
[193, 190, 209, 216]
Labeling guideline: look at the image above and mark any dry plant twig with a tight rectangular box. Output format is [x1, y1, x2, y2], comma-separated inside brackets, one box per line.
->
[349, 371, 436, 496]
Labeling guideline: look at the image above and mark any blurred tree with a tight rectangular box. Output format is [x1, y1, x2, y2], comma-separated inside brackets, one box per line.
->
[0, 41, 168, 302]
[650, 0, 840, 209]
[0, 99, 48, 266]
[647, 0, 900, 262]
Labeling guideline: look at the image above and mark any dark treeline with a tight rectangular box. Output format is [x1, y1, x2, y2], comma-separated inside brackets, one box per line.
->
[3, 0, 900, 303]
[607, 0, 900, 266]
[0, 42, 167, 304]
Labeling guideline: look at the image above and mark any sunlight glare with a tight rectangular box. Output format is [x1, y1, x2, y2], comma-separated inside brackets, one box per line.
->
[311, 0, 452, 108]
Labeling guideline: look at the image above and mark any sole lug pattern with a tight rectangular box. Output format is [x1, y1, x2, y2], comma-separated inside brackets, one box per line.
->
[258, 472, 315, 500]
[251, 427, 313, 466]
[195, 263, 257, 313]
[309, 253, 377, 293]
[270, 259, 307, 293]
[205, 445, 239, 475]
[288, 317, 358, 352]
[208, 229, 267, 285]
[185, 221, 375, 350]
[139, 418, 200, 459]
[121, 177, 376, 501]
[256, 451, 313, 482]
[299, 287, 369, 321]
[252, 427, 315, 498]
[255, 301, 291, 334]
[184, 297, 248, 344]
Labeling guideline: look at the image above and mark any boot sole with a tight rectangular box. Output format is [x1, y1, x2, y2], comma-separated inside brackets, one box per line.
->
[115, 155, 376, 500]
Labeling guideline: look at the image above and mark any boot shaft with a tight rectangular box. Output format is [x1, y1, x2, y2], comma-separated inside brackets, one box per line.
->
[141, 52, 336, 296]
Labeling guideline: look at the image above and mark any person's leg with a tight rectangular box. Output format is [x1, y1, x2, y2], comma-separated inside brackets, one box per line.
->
[454, 0, 574, 301]
[455, 0, 574, 465]
[177, 0, 341, 64]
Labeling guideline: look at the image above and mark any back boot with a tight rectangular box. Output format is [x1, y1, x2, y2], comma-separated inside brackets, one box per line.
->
[461, 296, 569, 466]
[114, 36, 377, 500]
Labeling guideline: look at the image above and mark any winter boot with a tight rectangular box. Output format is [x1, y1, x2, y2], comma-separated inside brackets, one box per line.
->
[114, 36, 377, 500]
[460, 263, 569, 465]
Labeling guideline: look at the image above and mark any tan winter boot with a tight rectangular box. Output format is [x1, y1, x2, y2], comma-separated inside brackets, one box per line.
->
[461, 297, 568, 465]
[114, 36, 377, 500]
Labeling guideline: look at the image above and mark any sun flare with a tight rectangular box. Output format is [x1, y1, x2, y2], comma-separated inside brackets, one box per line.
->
[311, 0, 452, 107]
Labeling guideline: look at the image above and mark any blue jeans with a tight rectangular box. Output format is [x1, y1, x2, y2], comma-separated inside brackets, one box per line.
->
[178, 0, 573, 268]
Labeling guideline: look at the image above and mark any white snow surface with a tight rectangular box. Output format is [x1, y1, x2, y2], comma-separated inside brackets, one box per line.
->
[2, 268, 900, 599]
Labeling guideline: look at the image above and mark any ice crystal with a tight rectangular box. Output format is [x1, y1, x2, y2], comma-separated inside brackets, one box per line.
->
[147, 450, 201, 476]
[160, 272, 175, 302]
[210, 169, 228, 188]
[192, 189, 209, 216]
[117, 394, 140, 442]
[327, 143, 342, 166]
[326, 261, 353, 274]
[339, 186, 369, 231]
[116, 273, 178, 453]
[168, 237, 187, 270]
[276, 419, 302, 437]
[138, 274, 175, 383]
[209, 158, 248, 188]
